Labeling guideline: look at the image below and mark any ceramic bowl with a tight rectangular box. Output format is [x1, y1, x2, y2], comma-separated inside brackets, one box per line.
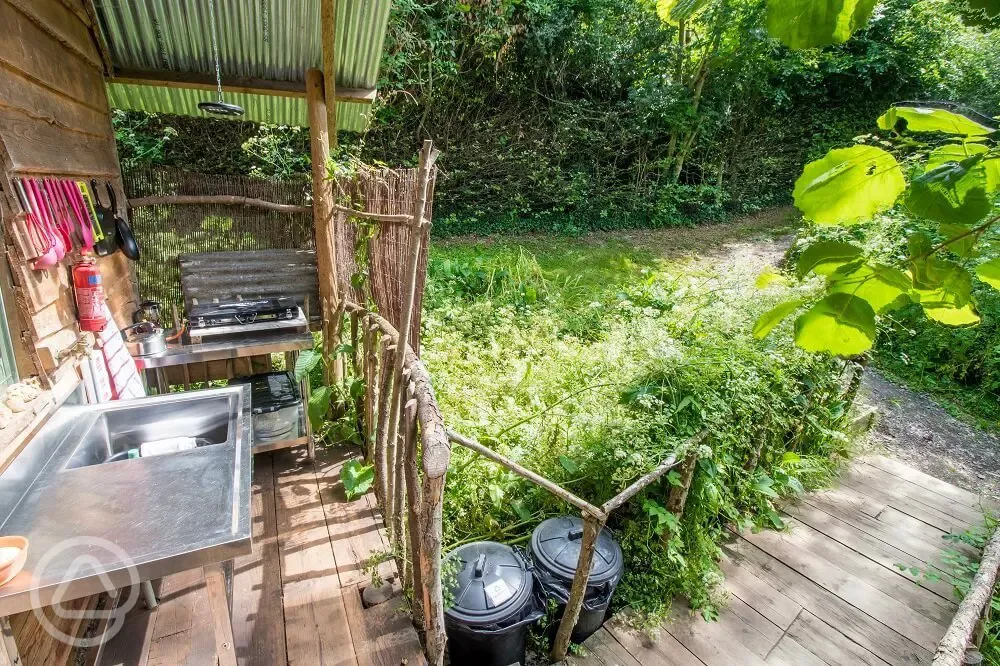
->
[0, 536, 29, 588]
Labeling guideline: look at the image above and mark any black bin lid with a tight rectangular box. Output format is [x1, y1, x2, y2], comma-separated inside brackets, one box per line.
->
[444, 541, 533, 627]
[230, 371, 301, 414]
[530, 516, 623, 586]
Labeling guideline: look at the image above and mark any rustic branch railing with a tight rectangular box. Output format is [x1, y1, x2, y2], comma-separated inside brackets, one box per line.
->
[934, 526, 1000, 666]
[129, 194, 311, 214]
[447, 428, 708, 661]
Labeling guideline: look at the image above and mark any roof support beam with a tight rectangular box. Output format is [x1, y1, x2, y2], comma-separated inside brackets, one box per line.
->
[321, 0, 338, 148]
[109, 69, 376, 104]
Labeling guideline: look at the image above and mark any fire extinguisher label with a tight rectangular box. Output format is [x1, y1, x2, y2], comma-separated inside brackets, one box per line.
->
[77, 287, 104, 319]
[87, 275, 102, 285]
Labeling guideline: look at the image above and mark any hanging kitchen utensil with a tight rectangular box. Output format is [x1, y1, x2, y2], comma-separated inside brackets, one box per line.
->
[89, 180, 118, 256]
[76, 181, 105, 245]
[15, 180, 56, 267]
[106, 184, 140, 261]
[62, 180, 93, 250]
[27, 179, 64, 261]
[197, 0, 244, 117]
[43, 179, 72, 251]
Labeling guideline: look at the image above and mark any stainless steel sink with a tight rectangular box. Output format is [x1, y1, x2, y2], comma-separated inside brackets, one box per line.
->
[0, 385, 252, 616]
[63, 392, 236, 470]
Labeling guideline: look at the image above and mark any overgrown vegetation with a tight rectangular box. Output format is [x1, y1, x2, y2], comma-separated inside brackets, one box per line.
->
[114, 0, 999, 235]
[418, 226, 855, 624]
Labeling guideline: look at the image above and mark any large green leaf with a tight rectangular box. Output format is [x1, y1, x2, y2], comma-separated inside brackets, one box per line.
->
[877, 107, 994, 137]
[796, 241, 863, 278]
[766, 0, 877, 49]
[829, 263, 911, 313]
[793, 294, 876, 357]
[939, 223, 978, 258]
[975, 257, 1000, 290]
[753, 299, 804, 339]
[294, 349, 323, 381]
[923, 303, 980, 326]
[905, 157, 992, 225]
[341, 459, 375, 500]
[308, 385, 334, 430]
[911, 259, 974, 314]
[793, 146, 905, 225]
[927, 144, 1000, 192]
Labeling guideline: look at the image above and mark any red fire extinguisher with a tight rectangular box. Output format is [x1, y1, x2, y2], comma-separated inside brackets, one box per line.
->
[73, 256, 108, 332]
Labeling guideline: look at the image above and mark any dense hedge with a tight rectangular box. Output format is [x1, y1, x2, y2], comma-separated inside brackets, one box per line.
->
[114, 0, 999, 235]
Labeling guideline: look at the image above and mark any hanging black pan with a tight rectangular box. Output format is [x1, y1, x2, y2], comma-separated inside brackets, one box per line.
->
[89, 179, 118, 256]
[105, 183, 140, 261]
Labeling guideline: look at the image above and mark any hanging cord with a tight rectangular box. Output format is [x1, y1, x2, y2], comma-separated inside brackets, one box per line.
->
[207, 0, 224, 103]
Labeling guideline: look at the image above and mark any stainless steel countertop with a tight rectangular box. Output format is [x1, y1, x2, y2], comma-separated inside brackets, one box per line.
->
[0, 386, 252, 616]
[132, 331, 313, 369]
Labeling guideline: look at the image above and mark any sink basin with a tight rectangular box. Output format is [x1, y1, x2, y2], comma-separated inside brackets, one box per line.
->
[0, 385, 252, 617]
[63, 393, 235, 470]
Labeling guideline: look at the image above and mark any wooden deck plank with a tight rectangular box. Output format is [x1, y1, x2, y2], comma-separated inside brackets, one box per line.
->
[736, 525, 945, 652]
[781, 498, 956, 601]
[313, 446, 395, 588]
[231, 453, 287, 666]
[605, 616, 704, 666]
[861, 455, 998, 510]
[800, 490, 952, 566]
[272, 448, 359, 666]
[854, 462, 985, 525]
[719, 553, 802, 631]
[784, 610, 891, 666]
[722, 537, 932, 666]
[838, 467, 965, 533]
[343, 586, 425, 666]
[662, 598, 770, 665]
[764, 632, 827, 666]
[775, 514, 955, 627]
[145, 568, 216, 665]
[571, 627, 644, 666]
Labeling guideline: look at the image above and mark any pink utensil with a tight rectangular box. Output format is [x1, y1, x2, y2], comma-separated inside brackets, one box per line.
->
[62, 180, 93, 250]
[17, 180, 59, 269]
[44, 179, 73, 251]
[28, 179, 64, 262]
[14, 180, 49, 257]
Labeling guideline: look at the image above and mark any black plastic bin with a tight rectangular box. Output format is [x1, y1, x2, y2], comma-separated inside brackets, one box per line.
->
[444, 541, 544, 666]
[530, 515, 624, 643]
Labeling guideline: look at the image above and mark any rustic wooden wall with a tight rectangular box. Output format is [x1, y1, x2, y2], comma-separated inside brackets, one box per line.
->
[0, 0, 136, 381]
[0, 0, 133, 661]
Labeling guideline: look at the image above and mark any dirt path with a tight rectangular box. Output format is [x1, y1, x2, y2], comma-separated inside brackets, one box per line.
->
[591, 207, 1000, 505]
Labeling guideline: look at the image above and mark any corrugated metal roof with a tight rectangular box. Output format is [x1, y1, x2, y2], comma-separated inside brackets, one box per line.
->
[106, 83, 372, 130]
[94, 0, 391, 130]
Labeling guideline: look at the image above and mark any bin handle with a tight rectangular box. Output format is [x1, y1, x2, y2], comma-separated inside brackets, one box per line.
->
[569, 527, 584, 541]
[474, 553, 487, 578]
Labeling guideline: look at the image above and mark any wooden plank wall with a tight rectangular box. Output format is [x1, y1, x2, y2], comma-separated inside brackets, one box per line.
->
[0, 0, 136, 380]
[0, 0, 134, 661]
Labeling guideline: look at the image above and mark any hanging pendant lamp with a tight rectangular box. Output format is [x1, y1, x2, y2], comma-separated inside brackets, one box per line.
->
[198, 0, 244, 117]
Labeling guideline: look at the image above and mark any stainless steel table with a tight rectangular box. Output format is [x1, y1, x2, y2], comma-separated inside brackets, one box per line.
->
[132, 331, 316, 459]
[0, 387, 252, 666]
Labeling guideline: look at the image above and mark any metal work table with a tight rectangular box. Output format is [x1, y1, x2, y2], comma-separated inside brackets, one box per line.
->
[131, 331, 316, 459]
[0, 386, 252, 665]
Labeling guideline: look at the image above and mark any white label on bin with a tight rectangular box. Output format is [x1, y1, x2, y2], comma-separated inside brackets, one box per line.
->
[484, 579, 511, 607]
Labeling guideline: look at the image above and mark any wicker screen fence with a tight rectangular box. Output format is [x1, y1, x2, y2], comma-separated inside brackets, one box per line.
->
[122, 166, 315, 325]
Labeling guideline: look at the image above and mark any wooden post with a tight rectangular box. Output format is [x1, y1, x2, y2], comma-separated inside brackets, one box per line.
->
[551, 514, 605, 662]
[663, 451, 698, 542]
[934, 526, 1000, 665]
[383, 140, 438, 514]
[320, 0, 338, 149]
[404, 391, 424, 626]
[375, 341, 395, 505]
[305, 68, 342, 384]
[420, 471, 448, 666]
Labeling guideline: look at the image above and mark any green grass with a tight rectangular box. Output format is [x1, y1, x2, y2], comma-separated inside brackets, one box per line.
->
[419, 221, 855, 627]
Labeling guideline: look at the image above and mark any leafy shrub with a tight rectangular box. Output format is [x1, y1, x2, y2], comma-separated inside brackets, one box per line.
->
[422, 237, 852, 625]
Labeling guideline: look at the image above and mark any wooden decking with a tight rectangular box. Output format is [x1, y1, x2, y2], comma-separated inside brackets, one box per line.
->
[569, 455, 992, 666]
[95, 446, 422, 666]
